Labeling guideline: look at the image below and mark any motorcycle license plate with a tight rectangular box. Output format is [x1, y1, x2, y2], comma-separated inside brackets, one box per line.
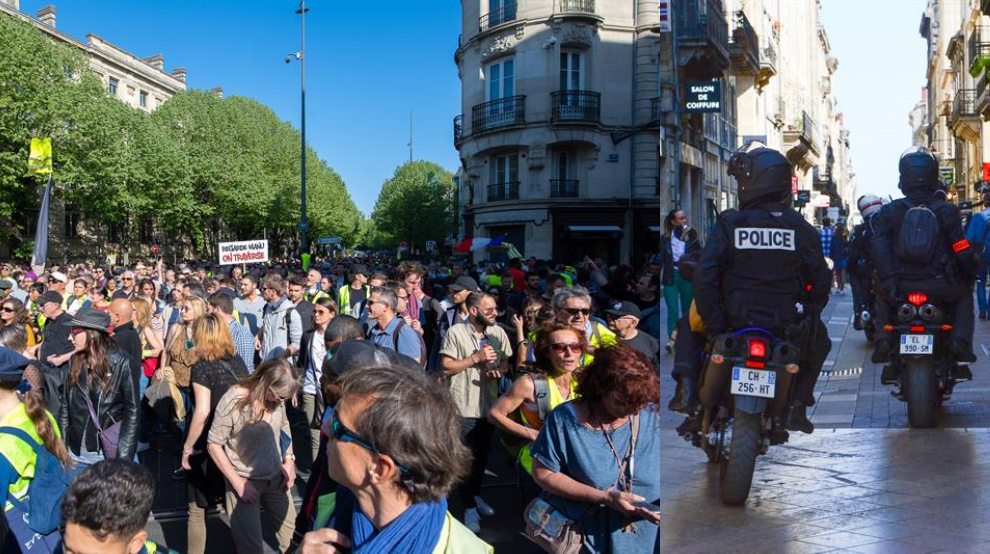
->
[900, 334, 933, 354]
[731, 367, 776, 398]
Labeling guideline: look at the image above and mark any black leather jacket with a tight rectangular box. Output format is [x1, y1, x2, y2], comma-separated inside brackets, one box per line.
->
[59, 347, 139, 460]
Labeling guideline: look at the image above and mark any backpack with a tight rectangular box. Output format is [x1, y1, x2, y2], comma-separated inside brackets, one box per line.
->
[368, 319, 428, 369]
[895, 203, 941, 264]
[0, 425, 69, 547]
[498, 374, 551, 458]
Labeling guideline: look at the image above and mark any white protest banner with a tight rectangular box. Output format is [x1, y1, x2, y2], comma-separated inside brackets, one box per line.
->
[218, 240, 269, 265]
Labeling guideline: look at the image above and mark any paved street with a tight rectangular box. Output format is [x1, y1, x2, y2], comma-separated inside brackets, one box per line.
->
[660, 291, 990, 552]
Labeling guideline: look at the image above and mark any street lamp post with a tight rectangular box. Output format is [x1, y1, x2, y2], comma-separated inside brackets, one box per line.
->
[287, 0, 309, 258]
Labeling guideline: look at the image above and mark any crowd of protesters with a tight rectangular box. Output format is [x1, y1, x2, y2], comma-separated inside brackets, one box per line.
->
[0, 248, 665, 553]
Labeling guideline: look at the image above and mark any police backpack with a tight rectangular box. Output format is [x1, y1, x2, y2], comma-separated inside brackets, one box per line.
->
[895, 204, 940, 264]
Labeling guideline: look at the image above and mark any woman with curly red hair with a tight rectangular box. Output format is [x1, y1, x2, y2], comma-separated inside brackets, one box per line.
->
[528, 343, 661, 553]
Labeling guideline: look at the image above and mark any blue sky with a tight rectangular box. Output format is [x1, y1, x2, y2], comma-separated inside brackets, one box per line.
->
[18, 1, 927, 213]
[17, 0, 463, 216]
[822, 0, 929, 202]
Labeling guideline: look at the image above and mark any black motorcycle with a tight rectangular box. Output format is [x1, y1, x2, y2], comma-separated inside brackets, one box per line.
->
[678, 327, 800, 505]
[881, 291, 960, 428]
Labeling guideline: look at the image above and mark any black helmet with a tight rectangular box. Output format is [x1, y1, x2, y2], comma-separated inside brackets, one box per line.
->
[898, 146, 939, 196]
[729, 144, 792, 208]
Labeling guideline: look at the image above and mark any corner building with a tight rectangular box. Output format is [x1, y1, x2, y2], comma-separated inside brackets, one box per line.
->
[453, 0, 665, 265]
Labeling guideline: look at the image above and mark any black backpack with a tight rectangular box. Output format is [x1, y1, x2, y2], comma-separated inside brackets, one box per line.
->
[895, 203, 940, 264]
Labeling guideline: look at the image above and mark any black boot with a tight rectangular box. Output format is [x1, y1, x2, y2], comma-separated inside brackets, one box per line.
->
[872, 339, 894, 364]
[785, 402, 814, 434]
[881, 364, 899, 385]
[950, 338, 977, 363]
[853, 313, 862, 331]
[952, 365, 973, 382]
[668, 377, 696, 414]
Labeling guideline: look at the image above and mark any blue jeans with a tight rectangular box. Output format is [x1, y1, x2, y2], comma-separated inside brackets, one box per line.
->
[977, 259, 990, 315]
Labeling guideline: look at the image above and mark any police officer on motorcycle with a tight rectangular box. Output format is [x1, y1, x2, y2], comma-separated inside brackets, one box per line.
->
[871, 147, 976, 377]
[694, 145, 832, 434]
[848, 194, 884, 331]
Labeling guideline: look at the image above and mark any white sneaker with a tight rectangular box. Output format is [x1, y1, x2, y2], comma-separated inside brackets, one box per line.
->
[464, 507, 481, 533]
[474, 496, 496, 517]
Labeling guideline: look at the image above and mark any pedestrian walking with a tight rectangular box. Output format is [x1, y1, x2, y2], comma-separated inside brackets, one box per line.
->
[831, 224, 849, 294]
[207, 358, 299, 554]
[658, 209, 700, 352]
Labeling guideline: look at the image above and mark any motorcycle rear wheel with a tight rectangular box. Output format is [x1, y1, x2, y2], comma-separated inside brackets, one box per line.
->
[719, 409, 761, 505]
[903, 358, 938, 428]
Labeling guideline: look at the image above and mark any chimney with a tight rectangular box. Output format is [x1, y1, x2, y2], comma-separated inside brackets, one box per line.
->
[210, 86, 224, 99]
[37, 5, 55, 28]
[170, 67, 187, 84]
[144, 54, 165, 71]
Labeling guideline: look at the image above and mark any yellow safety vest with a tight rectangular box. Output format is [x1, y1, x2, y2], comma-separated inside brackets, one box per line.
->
[0, 405, 59, 511]
[337, 285, 369, 316]
[312, 493, 492, 554]
[518, 378, 579, 474]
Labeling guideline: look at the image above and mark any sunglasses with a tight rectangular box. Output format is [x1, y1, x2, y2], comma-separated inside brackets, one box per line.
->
[551, 342, 582, 354]
[122, 277, 133, 281]
[562, 307, 591, 317]
[330, 412, 410, 475]
[0, 307, 15, 313]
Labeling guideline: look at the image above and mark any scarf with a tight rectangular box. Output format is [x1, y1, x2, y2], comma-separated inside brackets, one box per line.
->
[331, 487, 447, 554]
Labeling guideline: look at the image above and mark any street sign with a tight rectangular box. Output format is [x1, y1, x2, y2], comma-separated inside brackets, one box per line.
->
[314, 236, 342, 246]
[218, 240, 268, 265]
[684, 80, 722, 113]
[791, 176, 799, 195]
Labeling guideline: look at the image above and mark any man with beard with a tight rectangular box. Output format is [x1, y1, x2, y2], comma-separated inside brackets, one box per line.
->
[439, 292, 512, 534]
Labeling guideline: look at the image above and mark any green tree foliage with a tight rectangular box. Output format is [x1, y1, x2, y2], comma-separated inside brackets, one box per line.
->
[370, 161, 456, 249]
[0, 13, 363, 257]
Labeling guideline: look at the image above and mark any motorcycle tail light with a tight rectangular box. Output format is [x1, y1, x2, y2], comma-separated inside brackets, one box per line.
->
[883, 325, 894, 332]
[907, 292, 927, 306]
[909, 325, 926, 333]
[748, 338, 767, 360]
[941, 324, 953, 331]
[744, 360, 766, 369]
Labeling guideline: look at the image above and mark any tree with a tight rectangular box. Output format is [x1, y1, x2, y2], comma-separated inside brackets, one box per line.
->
[370, 161, 455, 249]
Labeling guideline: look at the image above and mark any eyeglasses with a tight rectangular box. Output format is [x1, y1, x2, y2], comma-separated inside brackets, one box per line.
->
[122, 277, 133, 281]
[314, 308, 332, 315]
[562, 307, 591, 317]
[330, 412, 410, 475]
[551, 342, 582, 354]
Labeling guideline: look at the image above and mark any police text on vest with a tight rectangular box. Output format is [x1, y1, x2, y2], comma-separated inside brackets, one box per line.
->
[734, 228, 796, 250]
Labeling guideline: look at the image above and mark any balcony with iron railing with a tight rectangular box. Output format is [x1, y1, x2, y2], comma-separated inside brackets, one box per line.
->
[759, 42, 777, 81]
[675, 0, 730, 75]
[550, 90, 601, 123]
[471, 96, 526, 134]
[479, 2, 517, 32]
[487, 181, 520, 202]
[453, 115, 464, 144]
[550, 179, 579, 198]
[969, 25, 990, 75]
[950, 89, 977, 125]
[729, 10, 759, 75]
[558, 0, 595, 15]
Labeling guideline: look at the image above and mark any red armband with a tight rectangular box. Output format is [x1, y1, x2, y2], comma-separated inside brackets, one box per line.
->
[952, 239, 971, 253]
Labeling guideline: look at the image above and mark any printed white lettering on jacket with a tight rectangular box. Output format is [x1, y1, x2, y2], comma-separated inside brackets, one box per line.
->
[734, 228, 796, 251]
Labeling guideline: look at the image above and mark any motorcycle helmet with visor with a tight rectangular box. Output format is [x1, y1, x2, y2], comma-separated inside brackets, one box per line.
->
[897, 146, 939, 195]
[728, 142, 793, 208]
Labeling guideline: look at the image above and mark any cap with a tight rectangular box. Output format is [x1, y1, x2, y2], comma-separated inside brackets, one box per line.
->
[38, 291, 63, 307]
[328, 340, 421, 376]
[68, 308, 112, 333]
[448, 275, 481, 293]
[605, 301, 641, 319]
[0, 347, 28, 382]
[49, 271, 67, 283]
